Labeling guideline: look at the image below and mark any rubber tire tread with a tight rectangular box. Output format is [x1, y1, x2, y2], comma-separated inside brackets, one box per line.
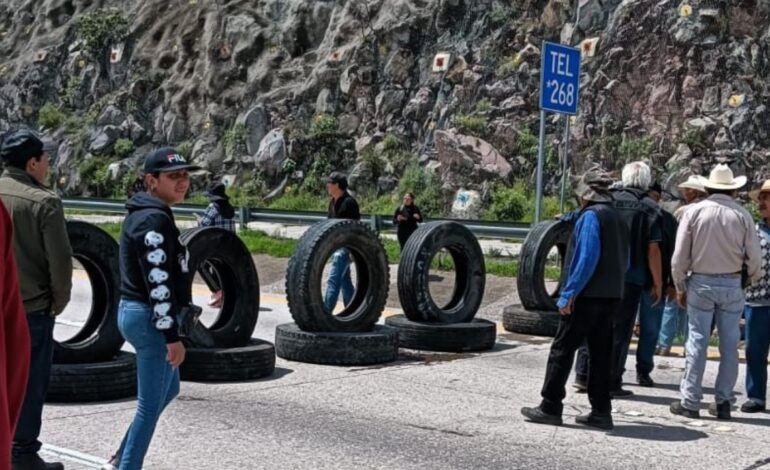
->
[286, 220, 389, 332]
[180, 227, 260, 347]
[397, 221, 485, 323]
[180, 339, 276, 382]
[502, 305, 560, 337]
[55, 221, 123, 364]
[385, 315, 496, 352]
[516, 220, 573, 311]
[275, 323, 398, 365]
[47, 352, 137, 403]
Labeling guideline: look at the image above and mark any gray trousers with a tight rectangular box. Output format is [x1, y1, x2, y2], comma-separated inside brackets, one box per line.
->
[680, 274, 743, 410]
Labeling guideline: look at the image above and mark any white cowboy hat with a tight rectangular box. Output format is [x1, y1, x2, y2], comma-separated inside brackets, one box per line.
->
[677, 174, 707, 193]
[702, 164, 747, 191]
[750, 180, 770, 202]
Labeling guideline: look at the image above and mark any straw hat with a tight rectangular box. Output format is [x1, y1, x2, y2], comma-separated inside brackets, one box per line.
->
[750, 180, 770, 202]
[677, 175, 707, 193]
[702, 164, 747, 191]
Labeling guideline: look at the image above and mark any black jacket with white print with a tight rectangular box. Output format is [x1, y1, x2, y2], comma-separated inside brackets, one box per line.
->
[120, 192, 191, 343]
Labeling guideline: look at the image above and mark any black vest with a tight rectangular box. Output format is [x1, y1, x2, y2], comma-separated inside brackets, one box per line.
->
[566, 202, 630, 300]
[610, 188, 660, 276]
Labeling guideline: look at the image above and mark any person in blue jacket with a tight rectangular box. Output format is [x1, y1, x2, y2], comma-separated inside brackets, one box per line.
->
[522, 167, 629, 431]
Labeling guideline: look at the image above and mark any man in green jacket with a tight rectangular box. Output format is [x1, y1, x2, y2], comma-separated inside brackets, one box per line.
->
[0, 129, 72, 470]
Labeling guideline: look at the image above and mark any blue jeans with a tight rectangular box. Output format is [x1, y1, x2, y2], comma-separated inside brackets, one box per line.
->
[636, 290, 665, 374]
[323, 249, 354, 312]
[658, 297, 688, 348]
[680, 274, 743, 410]
[745, 305, 770, 405]
[12, 311, 54, 459]
[115, 299, 180, 470]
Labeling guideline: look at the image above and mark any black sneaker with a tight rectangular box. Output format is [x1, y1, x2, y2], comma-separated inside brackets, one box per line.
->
[636, 372, 655, 387]
[740, 401, 766, 413]
[11, 453, 64, 470]
[575, 412, 614, 430]
[521, 406, 563, 426]
[708, 401, 731, 420]
[670, 401, 700, 419]
[610, 388, 634, 398]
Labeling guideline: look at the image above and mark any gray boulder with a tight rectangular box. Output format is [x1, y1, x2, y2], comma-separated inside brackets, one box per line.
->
[254, 129, 287, 180]
[237, 105, 270, 155]
[89, 126, 120, 154]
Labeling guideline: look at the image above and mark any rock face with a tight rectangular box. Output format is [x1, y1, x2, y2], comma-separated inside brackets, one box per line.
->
[0, 0, 769, 208]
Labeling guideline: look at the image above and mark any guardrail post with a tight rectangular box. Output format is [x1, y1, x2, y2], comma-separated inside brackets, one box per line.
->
[370, 214, 383, 234]
[239, 207, 251, 229]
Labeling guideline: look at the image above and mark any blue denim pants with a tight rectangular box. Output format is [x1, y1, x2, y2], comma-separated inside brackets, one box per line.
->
[636, 290, 665, 374]
[745, 305, 770, 406]
[680, 274, 743, 410]
[658, 297, 688, 348]
[323, 249, 354, 312]
[115, 299, 180, 470]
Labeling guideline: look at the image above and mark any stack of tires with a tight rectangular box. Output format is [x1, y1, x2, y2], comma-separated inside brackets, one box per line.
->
[503, 219, 573, 337]
[387, 221, 496, 352]
[47, 222, 135, 403]
[177, 227, 275, 382]
[276, 219, 399, 365]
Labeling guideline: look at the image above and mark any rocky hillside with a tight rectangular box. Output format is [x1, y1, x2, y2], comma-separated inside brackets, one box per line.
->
[1, 0, 769, 217]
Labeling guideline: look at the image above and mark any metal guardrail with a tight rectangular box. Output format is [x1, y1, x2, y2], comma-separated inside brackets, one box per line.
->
[62, 198, 532, 239]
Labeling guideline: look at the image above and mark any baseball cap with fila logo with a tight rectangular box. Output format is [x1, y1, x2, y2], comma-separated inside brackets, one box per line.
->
[143, 147, 201, 173]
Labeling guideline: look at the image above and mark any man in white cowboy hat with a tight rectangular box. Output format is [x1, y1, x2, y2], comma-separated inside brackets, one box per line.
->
[670, 164, 762, 420]
[657, 174, 709, 356]
[522, 167, 629, 431]
[741, 180, 770, 413]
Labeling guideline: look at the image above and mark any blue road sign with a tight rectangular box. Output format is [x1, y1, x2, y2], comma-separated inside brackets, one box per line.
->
[539, 42, 581, 115]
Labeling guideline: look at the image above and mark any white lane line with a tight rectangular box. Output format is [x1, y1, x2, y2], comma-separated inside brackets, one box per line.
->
[41, 444, 107, 469]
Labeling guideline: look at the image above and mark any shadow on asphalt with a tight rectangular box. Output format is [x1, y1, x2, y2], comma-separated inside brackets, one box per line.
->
[725, 416, 770, 427]
[608, 422, 709, 441]
[651, 382, 719, 395]
[180, 366, 294, 385]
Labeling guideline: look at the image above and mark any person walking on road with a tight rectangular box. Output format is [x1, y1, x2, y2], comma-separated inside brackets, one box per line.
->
[106, 148, 198, 470]
[741, 180, 770, 413]
[521, 168, 629, 431]
[323, 172, 360, 313]
[393, 192, 422, 249]
[574, 161, 663, 396]
[195, 182, 236, 308]
[0, 199, 30, 470]
[0, 129, 72, 470]
[670, 164, 761, 420]
[657, 175, 707, 356]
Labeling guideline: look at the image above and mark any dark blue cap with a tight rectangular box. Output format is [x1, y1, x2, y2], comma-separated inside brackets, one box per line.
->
[143, 147, 200, 174]
[1, 129, 44, 167]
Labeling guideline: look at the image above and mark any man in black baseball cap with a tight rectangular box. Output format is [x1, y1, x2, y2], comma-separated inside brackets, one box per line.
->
[143, 147, 200, 174]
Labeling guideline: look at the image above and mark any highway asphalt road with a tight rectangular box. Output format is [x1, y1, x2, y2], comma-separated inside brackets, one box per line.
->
[41, 271, 770, 470]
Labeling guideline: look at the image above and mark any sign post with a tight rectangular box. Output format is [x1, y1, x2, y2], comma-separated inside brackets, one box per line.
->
[535, 42, 581, 223]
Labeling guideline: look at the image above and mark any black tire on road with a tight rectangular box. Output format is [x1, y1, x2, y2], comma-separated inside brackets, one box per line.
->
[46, 352, 137, 403]
[397, 221, 485, 323]
[55, 221, 123, 364]
[502, 304, 560, 337]
[180, 339, 276, 382]
[275, 323, 398, 365]
[180, 227, 260, 348]
[385, 314, 496, 352]
[516, 220, 573, 311]
[286, 219, 389, 332]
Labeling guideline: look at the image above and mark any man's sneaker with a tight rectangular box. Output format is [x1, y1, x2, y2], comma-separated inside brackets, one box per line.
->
[610, 388, 634, 398]
[708, 401, 731, 420]
[670, 401, 700, 419]
[11, 453, 64, 470]
[572, 378, 587, 393]
[740, 401, 766, 413]
[575, 412, 614, 430]
[521, 406, 563, 426]
[636, 372, 655, 387]
[655, 346, 672, 356]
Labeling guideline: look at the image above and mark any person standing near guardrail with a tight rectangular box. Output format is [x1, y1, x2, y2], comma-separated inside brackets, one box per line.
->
[0, 199, 30, 470]
[670, 164, 761, 420]
[0, 129, 72, 470]
[393, 192, 422, 249]
[521, 167, 629, 431]
[195, 182, 236, 308]
[324, 172, 360, 312]
[105, 148, 198, 470]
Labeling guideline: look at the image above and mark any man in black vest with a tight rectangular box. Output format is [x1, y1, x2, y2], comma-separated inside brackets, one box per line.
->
[573, 161, 663, 396]
[522, 167, 629, 430]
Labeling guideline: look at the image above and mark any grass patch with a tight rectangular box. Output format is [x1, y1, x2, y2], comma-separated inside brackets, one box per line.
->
[95, 222, 122, 240]
[238, 230, 298, 258]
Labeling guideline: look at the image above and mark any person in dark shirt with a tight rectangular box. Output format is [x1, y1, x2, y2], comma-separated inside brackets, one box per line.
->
[393, 192, 422, 249]
[324, 172, 360, 312]
[521, 167, 629, 431]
